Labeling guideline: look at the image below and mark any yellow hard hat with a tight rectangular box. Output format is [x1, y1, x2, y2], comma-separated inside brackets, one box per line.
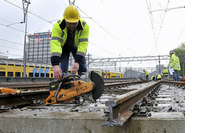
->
[63, 5, 80, 23]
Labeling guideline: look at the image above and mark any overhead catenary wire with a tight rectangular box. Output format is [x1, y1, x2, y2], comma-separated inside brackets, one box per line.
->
[6, 0, 123, 57]
[1, 0, 184, 60]
[149, 6, 185, 13]
[0, 22, 27, 33]
[0, 38, 23, 46]
[154, 0, 170, 50]
[146, 0, 171, 55]
[4, 0, 54, 25]
[89, 41, 118, 56]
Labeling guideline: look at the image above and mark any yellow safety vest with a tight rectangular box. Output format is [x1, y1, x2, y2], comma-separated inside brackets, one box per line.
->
[151, 76, 155, 81]
[145, 71, 149, 76]
[163, 68, 169, 76]
[169, 54, 181, 70]
[50, 18, 89, 57]
[156, 75, 161, 80]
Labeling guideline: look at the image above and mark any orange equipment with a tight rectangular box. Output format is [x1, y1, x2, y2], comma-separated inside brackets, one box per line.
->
[0, 87, 21, 95]
[45, 71, 104, 105]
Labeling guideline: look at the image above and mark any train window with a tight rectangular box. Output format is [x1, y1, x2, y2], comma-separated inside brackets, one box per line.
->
[46, 67, 50, 69]
[15, 72, 21, 77]
[41, 73, 44, 77]
[51, 73, 53, 77]
[29, 65, 34, 67]
[35, 73, 39, 77]
[46, 73, 49, 77]
[35, 66, 39, 68]
[29, 73, 33, 77]
[8, 63, 14, 66]
[0, 62, 6, 65]
[0, 72, 5, 76]
[8, 72, 13, 76]
[15, 64, 21, 66]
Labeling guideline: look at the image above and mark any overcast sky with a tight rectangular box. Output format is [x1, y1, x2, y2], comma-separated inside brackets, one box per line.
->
[0, 0, 185, 69]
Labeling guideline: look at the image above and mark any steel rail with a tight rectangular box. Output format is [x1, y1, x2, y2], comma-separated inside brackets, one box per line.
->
[104, 80, 149, 89]
[0, 80, 149, 108]
[102, 81, 161, 126]
[0, 82, 49, 89]
[0, 90, 49, 107]
[161, 80, 185, 89]
[0, 80, 147, 90]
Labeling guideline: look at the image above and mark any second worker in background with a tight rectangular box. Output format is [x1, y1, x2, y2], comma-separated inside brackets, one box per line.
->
[50, 5, 89, 80]
[143, 70, 149, 80]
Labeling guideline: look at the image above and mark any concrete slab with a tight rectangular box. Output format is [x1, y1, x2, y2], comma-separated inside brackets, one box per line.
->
[0, 110, 185, 133]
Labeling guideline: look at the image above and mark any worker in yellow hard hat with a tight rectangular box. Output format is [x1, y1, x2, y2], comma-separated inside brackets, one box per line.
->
[50, 5, 89, 80]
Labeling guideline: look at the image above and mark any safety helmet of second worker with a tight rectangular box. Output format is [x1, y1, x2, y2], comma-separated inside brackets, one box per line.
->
[169, 50, 174, 56]
[63, 5, 80, 31]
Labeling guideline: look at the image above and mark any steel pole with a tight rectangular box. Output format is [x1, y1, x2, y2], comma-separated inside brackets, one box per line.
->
[22, 0, 30, 77]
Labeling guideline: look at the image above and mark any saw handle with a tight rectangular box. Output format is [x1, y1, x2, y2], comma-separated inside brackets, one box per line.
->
[58, 74, 81, 83]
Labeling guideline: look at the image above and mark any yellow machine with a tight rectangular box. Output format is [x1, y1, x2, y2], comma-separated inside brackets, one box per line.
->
[45, 71, 104, 105]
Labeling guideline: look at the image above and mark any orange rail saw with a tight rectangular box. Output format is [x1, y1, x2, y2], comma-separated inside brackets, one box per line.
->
[45, 71, 104, 105]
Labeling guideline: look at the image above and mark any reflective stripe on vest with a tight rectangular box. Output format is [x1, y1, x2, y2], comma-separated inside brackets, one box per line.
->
[51, 37, 63, 43]
[79, 38, 88, 42]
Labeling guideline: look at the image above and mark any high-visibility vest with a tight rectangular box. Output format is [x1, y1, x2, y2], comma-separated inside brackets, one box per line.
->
[151, 76, 155, 81]
[50, 18, 89, 58]
[169, 54, 181, 70]
[145, 71, 149, 76]
[163, 68, 169, 76]
[156, 74, 161, 80]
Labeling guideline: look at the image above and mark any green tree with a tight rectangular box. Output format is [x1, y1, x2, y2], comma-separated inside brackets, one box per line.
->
[173, 43, 185, 77]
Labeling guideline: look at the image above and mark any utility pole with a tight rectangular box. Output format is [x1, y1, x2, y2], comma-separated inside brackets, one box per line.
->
[22, 0, 31, 77]
[158, 55, 161, 74]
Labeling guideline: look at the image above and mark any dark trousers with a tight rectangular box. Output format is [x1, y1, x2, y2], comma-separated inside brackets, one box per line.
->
[146, 75, 149, 80]
[60, 49, 86, 76]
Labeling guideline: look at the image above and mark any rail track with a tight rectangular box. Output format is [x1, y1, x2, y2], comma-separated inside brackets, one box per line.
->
[0, 79, 185, 126]
[102, 80, 185, 126]
[0, 79, 147, 107]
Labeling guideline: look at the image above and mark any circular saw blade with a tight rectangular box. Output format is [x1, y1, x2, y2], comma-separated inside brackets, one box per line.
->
[90, 71, 104, 100]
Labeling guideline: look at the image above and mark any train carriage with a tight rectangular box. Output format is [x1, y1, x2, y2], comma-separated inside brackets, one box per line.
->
[0, 62, 123, 79]
[0, 62, 54, 78]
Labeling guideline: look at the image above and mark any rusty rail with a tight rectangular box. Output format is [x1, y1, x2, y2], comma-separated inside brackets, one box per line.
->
[0, 80, 148, 108]
[102, 81, 161, 126]
[161, 80, 185, 89]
